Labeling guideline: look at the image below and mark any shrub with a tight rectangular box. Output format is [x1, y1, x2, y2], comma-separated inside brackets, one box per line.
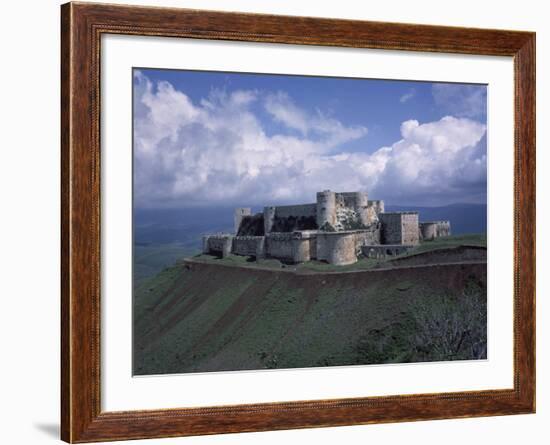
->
[408, 284, 487, 361]
[354, 281, 487, 364]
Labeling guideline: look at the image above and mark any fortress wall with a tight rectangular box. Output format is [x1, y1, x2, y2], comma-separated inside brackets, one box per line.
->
[336, 192, 358, 208]
[419, 222, 437, 240]
[316, 232, 358, 265]
[237, 213, 265, 236]
[362, 244, 413, 258]
[265, 232, 295, 260]
[234, 208, 251, 234]
[308, 237, 317, 260]
[380, 212, 419, 245]
[263, 204, 317, 234]
[203, 235, 234, 258]
[232, 236, 265, 258]
[436, 220, 451, 237]
[402, 213, 420, 245]
[420, 221, 451, 240]
[292, 238, 312, 263]
[379, 213, 403, 244]
[264, 232, 316, 263]
[274, 203, 317, 218]
[354, 225, 382, 248]
[316, 235, 328, 262]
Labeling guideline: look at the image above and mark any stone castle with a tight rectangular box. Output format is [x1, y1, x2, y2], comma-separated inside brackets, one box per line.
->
[202, 190, 451, 266]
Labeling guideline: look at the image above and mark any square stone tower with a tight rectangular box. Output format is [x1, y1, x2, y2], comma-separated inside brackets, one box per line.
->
[234, 208, 251, 234]
[379, 212, 419, 245]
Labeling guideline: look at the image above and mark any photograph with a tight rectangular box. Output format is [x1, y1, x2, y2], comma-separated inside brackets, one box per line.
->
[132, 68, 488, 375]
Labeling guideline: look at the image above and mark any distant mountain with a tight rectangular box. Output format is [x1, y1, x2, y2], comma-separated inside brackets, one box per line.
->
[134, 203, 486, 248]
[134, 207, 235, 246]
[386, 203, 486, 235]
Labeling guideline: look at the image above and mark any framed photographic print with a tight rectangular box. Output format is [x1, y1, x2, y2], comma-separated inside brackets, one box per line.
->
[61, 2, 535, 442]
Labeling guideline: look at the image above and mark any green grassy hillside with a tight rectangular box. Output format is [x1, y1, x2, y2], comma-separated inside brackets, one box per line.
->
[134, 243, 200, 286]
[134, 259, 487, 375]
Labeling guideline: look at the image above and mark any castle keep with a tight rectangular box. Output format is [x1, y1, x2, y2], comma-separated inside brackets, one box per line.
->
[203, 190, 451, 266]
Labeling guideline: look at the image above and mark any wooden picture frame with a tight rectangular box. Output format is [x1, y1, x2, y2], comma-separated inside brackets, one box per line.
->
[61, 2, 535, 442]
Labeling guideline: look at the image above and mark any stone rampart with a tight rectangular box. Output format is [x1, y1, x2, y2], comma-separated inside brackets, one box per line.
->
[419, 221, 451, 240]
[402, 213, 420, 245]
[234, 208, 251, 234]
[203, 234, 234, 258]
[316, 231, 358, 266]
[265, 232, 294, 260]
[354, 225, 382, 249]
[274, 203, 317, 218]
[232, 236, 265, 258]
[362, 244, 414, 259]
[379, 212, 419, 245]
[264, 204, 317, 234]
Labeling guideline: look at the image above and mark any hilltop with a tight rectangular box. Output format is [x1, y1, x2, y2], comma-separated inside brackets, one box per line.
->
[134, 236, 487, 375]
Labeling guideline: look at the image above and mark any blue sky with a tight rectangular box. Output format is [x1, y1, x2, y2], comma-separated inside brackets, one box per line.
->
[133, 68, 487, 208]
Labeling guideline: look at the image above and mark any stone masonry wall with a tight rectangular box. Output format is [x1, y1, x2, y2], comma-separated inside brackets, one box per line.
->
[435, 221, 451, 237]
[265, 232, 295, 260]
[232, 236, 265, 258]
[264, 204, 317, 234]
[379, 212, 419, 245]
[401, 213, 420, 245]
[316, 231, 358, 265]
[264, 232, 317, 263]
[379, 213, 402, 244]
[419, 221, 451, 240]
[274, 203, 317, 218]
[203, 235, 234, 258]
[354, 225, 381, 249]
[234, 208, 251, 234]
[419, 222, 437, 240]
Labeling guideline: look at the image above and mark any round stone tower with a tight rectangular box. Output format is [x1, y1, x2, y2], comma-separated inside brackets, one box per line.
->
[316, 190, 336, 230]
[354, 191, 369, 226]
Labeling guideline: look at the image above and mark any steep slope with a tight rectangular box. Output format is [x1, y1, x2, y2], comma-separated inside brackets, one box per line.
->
[134, 261, 486, 375]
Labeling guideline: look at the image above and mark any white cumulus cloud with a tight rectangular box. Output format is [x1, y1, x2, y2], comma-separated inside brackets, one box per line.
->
[371, 117, 487, 204]
[133, 71, 487, 208]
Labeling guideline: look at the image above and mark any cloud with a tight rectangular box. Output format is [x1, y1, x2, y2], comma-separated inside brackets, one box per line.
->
[134, 72, 487, 209]
[264, 91, 309, 134]
[399, 89, 416, 103]
[432, 83, 487, 119]
[264, 91, 368, 146]
[370, 117, 487, 205]
[133, 72, 368, 208]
